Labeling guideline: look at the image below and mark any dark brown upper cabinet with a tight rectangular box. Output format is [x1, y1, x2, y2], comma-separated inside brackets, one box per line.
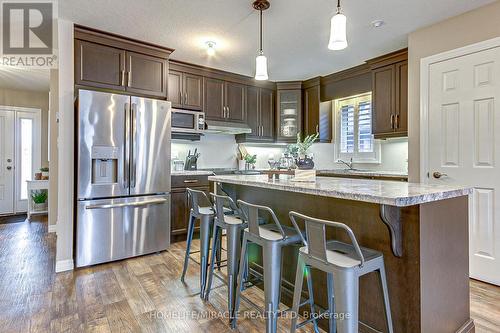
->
[276, 82, 302, 143]
[74, 25, 173, 99]
[126, 51, 167, 98]
[237, 87, 274, 143]
[204, 78, 246, 123]
[204, 77, 225, 120]
[303, 78, 331, 143]
[369, 49, 408, 139]
[75, 40, 126, 91]
[168, 70, 203, 110]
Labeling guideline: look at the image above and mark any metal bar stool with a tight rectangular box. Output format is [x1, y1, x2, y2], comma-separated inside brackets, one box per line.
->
[288, 211, 394, 333]
[180, 188, 215, 298]
[232, 200, 315, 333]
[204, 193, 247, 322]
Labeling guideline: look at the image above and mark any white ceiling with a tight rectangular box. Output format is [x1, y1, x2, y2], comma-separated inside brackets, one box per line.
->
[0, 66, 50, 92]
[46, 0, 495, 82]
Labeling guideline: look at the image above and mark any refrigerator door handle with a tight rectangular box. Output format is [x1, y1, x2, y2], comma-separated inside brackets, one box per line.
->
[85, 198, 167, 210]
[123, 102, 130, 189]
[130, 103, 137, 188]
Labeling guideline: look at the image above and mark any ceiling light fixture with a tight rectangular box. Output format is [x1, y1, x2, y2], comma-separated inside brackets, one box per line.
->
[328, 0, 348, 51]
[371, 20, 385, 28]
[206, 41, 216, 56]
[253, 0, 270, 81]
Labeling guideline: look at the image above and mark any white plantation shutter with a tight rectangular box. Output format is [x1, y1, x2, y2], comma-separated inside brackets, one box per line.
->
[336, 93, 379, 162]
[358, 101, 373, 153]
[340, 105, 355, 153]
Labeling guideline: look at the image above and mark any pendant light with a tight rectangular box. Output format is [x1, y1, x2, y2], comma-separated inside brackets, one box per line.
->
[328, 0, 348, 50]
[253, 0, 270, 80]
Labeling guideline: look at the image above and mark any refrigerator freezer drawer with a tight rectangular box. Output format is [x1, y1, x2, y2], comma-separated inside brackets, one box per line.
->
[76, 194, 170, 267]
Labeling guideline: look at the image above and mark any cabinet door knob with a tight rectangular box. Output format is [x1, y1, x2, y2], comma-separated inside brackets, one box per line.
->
[6, 166, 12, 170]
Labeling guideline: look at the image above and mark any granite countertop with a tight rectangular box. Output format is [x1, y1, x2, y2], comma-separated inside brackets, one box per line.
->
[316, 169, 408, 179]
[208, 174, 471, 207]
[171, 170, 215, 176]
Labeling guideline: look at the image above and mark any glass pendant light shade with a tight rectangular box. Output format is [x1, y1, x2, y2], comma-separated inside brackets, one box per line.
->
[328, 10, 348, 50]
[255, 52, 268, 81]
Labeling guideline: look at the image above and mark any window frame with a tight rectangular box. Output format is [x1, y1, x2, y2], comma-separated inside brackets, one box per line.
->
[334, 93, 381, 163]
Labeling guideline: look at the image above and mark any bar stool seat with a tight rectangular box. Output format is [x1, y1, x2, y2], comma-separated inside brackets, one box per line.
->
[244, 224, 302, 242]
[198, 206, 215, 215]
[300, 241, 381, 268]
[225, 215, 245, 225]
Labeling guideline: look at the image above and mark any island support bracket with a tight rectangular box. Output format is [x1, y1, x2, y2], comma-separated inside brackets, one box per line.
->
[380, 205, 403, 257]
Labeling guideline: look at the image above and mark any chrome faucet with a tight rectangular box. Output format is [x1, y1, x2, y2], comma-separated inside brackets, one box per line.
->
[337, 157, 355, 170]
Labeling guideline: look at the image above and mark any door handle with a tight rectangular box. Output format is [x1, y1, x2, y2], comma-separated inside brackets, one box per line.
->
[316, 124, 319, 133]
[85, 198, 167, 210]
[223, 106, 227, 118]
[123, 103, 130, 189]
[183, 179, 199, 184]
[6, 166, 12, 170]
[395, 114, 400, 129]
[121, 70, 126, 86]
[433, 171, 448, 179]
[185, 93, 188, 104]
[390, 114, 395, 129]
[7, 158, 12, 162]
[127, 70, 131, 87]
[131, 103, 137, 188]
[227, 107, 230, 118]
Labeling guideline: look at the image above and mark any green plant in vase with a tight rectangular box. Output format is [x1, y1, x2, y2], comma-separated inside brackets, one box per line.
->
[31, 190, 48, 211]
[244, 154, 257, 170]
[295, 132, 319, 170]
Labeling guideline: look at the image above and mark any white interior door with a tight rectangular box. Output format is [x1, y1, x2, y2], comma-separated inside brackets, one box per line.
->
[428, 46, 500, 285]
[0, 110, 15, 214]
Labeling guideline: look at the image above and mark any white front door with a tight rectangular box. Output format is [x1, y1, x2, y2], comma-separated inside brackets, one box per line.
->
[0, 110, 15, 214]
[428, 45, 500, 285]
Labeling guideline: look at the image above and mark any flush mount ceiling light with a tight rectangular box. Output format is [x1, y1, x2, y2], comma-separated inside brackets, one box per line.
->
[205, 41, 216, 56]
[253, 0, 270, 81]
[328, 0, 348, 51]
[371, 20, 385, 28]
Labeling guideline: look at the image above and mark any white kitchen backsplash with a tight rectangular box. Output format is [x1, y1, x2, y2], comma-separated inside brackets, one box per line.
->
[172, 134, 408, 173]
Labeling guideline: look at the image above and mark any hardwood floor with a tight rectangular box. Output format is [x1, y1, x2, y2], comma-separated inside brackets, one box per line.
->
[0, 217, 498, 333]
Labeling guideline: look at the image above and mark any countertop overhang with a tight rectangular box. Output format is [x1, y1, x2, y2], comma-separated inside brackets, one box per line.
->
[208, 174, 472, 207]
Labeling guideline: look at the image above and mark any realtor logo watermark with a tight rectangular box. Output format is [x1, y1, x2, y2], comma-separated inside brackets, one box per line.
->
[1, 0, 57, 68]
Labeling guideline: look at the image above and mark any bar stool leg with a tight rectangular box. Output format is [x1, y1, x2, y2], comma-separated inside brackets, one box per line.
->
[232, 233, 248, 329]
[263, 243, 282, 333]
[332, 271, 359, 333]
[379, 264, 394, 333]
[204, 222, 221, 300]
[180, 213, 196, 283]
[216, 227, 222, 270]
[305, 265, 319, 333]
[199, 215, 212, 298]
[326, 273, 336, 333]
[290, 256, 305, 333]
[225, 225, 243, 319]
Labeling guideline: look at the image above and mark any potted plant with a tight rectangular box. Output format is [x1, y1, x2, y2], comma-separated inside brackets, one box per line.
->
[40, 167, 49, 180]
[31, 190, 48, 211]
[244, 154, 257, 170]
[294, 132, 319, 170]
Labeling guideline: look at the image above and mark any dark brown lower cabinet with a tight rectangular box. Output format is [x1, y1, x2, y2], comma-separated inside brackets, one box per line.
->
[170, 175, 210, 243]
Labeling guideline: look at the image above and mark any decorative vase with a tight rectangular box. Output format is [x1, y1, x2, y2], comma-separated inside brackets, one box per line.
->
[296, 155, 315, 170]
[33, 202, 47, 211]
[34, 172, 42, 180]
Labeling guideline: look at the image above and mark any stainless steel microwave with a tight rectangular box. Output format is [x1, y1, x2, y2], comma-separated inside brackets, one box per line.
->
[171, 109, 205, 134]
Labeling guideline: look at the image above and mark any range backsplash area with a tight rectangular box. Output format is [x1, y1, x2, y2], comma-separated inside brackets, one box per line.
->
[172, 134, 408, 173]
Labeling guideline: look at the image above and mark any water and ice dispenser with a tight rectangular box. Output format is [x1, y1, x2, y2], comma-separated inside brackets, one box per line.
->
[91, 146, 119, 184]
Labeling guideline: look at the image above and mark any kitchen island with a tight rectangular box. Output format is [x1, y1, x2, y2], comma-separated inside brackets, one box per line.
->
[208, 174, 473, 333]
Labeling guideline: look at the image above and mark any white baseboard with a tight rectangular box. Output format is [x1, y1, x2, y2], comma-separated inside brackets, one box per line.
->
[48, 224, 57, 233]
[55, 259, 74, 272]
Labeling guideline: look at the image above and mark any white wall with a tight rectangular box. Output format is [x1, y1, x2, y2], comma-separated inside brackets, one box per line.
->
[172, 134, 408, 173]
[55, 19, 74, 272]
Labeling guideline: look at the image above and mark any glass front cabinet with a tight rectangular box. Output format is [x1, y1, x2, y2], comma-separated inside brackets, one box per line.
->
[276, 82, 302, 142]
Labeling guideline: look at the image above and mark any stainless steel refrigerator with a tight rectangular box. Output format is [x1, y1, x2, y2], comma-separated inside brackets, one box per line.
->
[76, 89, 171, 267]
